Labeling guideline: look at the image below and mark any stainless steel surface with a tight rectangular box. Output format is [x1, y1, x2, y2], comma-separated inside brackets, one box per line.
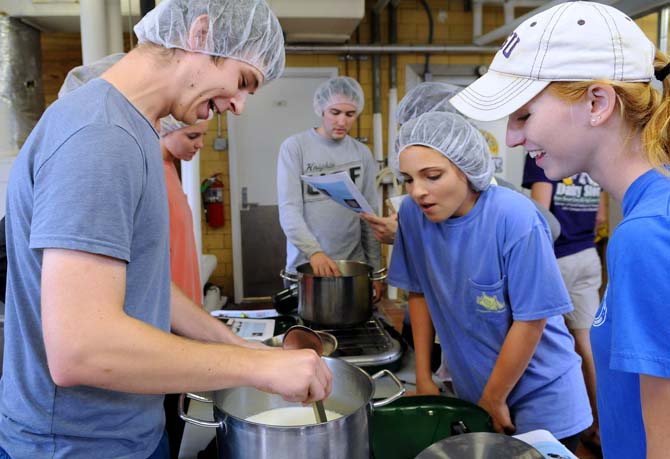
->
[317, 318, 403, 368]
[180, 357, 405, 459]
[415, 432, 544, 459]
[294, 260, 387, 327]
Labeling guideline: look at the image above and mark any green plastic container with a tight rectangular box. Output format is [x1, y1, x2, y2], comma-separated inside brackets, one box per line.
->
[370, 395, 494, 459]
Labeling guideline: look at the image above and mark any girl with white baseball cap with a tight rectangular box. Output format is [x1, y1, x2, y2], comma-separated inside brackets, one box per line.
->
[453, 2, 670, 457]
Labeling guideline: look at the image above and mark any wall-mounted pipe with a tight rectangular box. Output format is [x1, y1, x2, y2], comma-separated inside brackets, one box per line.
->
[285, 44, 499, 54]
[106, 0, 124, 54]
[0, 17, 44, 157]
[658, 7, 669, 54]
[387, 2, 398, 158]
[473, 1, 483, 38]
[386, 3, 399, 301]
[79, 0, 107, 64]
[370, 8, 384, 165]
[419, 0, 434, 80]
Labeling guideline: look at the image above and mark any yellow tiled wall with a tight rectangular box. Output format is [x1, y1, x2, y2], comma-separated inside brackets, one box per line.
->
[37, 2, 664, 298]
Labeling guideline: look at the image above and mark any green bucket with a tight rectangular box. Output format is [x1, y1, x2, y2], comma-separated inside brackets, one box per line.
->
[370, 395, 494, 459]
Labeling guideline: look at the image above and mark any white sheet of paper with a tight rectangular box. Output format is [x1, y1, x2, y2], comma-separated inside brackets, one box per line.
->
[224, 318, 275, 341]
[211, 309, 280, 319]
[300, 171, 375, 215]
[513, 429, 579, 459]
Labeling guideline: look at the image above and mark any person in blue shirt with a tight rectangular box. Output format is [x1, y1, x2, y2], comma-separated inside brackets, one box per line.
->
[0, 2, 331, 459]
[388, 110, 591, 452]
[522, 159, 606, 454]
[452, 2, 670, 457]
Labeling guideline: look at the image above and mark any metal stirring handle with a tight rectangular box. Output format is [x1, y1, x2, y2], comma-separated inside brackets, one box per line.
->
[282, 325, 328, 423]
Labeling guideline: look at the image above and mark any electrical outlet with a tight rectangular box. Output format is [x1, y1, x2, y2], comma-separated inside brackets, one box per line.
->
[213, 137, 227, 151]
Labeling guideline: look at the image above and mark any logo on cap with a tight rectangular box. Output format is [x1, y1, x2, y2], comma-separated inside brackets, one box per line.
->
[501, 32, 520, 58]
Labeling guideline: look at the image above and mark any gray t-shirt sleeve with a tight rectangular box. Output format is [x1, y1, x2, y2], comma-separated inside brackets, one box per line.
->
[30, 124, 145, 262]
[357, 145, 382, 269]
[277, 137, 322, 258]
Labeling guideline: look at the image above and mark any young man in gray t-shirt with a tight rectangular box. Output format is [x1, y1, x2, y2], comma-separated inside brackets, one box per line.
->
[0, 2, 331, 459]
[277, 77, 384, 301]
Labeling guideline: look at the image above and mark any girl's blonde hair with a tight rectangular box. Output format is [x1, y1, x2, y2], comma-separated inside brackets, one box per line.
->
[548, 50, 670, 173]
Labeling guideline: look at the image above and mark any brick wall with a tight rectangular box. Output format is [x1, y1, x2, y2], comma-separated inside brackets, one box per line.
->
[37, 3, 663, 298]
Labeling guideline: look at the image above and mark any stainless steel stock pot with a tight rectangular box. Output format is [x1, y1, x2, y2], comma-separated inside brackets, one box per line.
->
[281, 260, 387, 327]
[179, 357, 404, 459]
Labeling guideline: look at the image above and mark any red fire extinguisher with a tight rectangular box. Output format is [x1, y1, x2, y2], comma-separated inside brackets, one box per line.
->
[201, 173, 225, 228]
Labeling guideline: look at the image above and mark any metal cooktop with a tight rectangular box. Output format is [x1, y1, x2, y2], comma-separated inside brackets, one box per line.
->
[308, 317, 403, 368]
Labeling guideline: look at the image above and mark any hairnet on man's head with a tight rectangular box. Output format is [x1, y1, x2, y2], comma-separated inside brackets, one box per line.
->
[396, 82, 463, 126]
[313, 77, 364, 117]
[392, 111, 493, 191]
[133, 0, 285, 83]
[58, 53, 125, 98]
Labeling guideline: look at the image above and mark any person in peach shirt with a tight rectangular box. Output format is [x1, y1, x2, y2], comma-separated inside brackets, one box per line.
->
[159, 115, 210, 458]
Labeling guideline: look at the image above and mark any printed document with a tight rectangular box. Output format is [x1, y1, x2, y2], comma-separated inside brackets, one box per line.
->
[301, 171, 375, 214]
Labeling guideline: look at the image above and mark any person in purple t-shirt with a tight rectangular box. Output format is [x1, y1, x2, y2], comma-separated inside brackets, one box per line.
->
[522, 156, 606, 454]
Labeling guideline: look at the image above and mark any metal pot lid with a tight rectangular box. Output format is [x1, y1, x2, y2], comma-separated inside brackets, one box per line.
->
[415, 432, 544, 459]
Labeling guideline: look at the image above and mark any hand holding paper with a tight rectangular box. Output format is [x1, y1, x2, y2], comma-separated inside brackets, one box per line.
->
[301, 171, 375, 214]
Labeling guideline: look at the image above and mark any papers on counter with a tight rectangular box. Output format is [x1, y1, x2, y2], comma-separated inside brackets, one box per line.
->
[514, 429, 578, 459]
[301, 171, 375, 215]
[211, 308, 280, 319]
[223, 318, 275, 342]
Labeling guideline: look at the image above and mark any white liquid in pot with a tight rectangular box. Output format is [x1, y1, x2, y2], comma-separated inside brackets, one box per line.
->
[245, 406, 344, 426]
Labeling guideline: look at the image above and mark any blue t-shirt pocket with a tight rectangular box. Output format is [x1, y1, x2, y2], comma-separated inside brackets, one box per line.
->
[467, 276, 511, 342]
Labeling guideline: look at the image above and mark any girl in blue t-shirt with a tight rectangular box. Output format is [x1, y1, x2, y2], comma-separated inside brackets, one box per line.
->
[452, 3, 670, 458]
[388, 111, 592, 452]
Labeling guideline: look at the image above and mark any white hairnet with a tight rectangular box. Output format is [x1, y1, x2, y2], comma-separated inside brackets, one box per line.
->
[396, 82, 463, 126]
[58, 53, 125, 98]
[392, 112, 493, 191]
[134, 0, 285, 83]
[159, 115, 188, 136]
[313, 77, 364, 116]
[160, 112, 214, 136]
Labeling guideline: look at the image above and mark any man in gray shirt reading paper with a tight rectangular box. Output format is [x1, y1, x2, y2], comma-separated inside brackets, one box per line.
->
[277, 77, 384, 301]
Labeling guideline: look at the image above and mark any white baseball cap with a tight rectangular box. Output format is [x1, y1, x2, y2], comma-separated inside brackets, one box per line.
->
[451, 1, 655, 122]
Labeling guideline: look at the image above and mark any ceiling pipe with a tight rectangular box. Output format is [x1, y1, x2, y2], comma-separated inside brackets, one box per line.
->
[470, 0, 670, 45]
[285, 44, 499, 54]
[473, 0, 568, 44]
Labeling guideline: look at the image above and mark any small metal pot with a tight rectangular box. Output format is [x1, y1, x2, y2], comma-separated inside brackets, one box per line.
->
[281, 260, 387, 327]
[179, 357, 405, 459]
[263, 330, 339, 356]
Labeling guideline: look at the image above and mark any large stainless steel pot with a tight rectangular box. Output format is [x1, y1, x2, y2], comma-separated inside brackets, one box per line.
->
[179, 357, 404, 459]
[281, 260, 387, 327]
